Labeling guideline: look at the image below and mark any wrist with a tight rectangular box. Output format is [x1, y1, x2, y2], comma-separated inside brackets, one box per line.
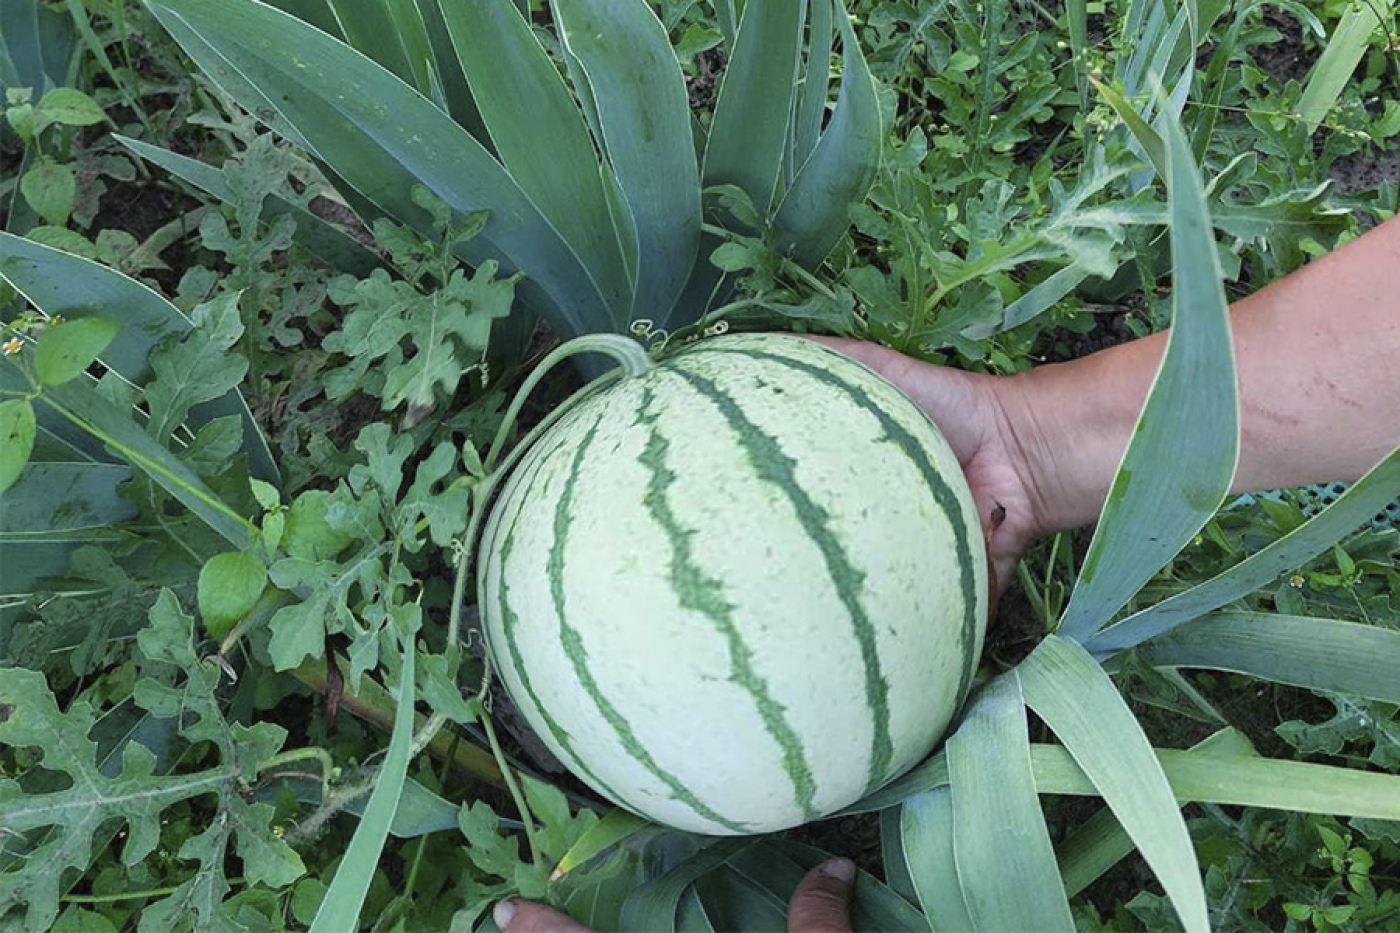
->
[993, 343, 1156, 535]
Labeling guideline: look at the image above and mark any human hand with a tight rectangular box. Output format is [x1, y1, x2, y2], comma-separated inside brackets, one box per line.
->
[492, 857, 856, 933]
[813, 338, 1048, 603]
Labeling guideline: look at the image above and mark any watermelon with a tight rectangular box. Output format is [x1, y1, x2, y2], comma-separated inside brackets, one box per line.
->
[478, 334, 987, 834]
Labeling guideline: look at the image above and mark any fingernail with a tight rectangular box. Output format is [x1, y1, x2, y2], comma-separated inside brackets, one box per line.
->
[493, 899, 517, 930]
[819, 857, 857, 883]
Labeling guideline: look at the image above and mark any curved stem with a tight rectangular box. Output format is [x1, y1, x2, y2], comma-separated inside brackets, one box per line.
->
[483, 707, 543, 867]
[419, 334, 651, 758]
[483, 333, 652, 474]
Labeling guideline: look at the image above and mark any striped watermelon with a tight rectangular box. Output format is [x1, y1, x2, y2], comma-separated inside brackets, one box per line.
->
[478, 334, 987, 834]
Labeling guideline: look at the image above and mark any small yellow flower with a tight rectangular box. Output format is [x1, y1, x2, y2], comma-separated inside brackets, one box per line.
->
[2, 338, 22, 356]
[49, 315, 65, 327]
[1289, 574, 1306, 588]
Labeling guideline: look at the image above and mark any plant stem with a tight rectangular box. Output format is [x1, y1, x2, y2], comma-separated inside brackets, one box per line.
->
[482, 707, 542, 867]
[62, 879, 244, 904]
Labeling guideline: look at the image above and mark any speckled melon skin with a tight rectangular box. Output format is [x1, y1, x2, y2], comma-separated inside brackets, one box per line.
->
[478, 333, 987, 834]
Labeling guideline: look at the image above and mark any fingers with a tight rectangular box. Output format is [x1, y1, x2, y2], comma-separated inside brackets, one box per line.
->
[786, 858, 856, 933]
[493, 899, 594, 933]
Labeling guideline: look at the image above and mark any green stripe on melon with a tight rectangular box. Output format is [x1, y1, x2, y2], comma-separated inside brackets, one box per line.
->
[479, 333, 987, 835]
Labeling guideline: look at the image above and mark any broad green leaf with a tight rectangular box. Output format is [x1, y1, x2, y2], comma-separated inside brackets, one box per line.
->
[553, 0, 702, 331]
[197, 551, 268, 639]
[772, 2, 882, 266]
[1136, 610, 1400, 703]
[309, 626, 416, 933]
[145, 0, 615, 339]
[33, 317, 119, 386]
[115, 135, 381, 276]
[0, 232, 278, 482]
[553, 808, 649, 880]
[702, 1, 803, 215]
[20, 157, 76, 227]
[34, 86, 104, 128]
[947, 676, 1073, 932]
[26, 373, 256, 549]
[1057, 93, 1237, 642]
[900, 787, 973, 932]
[1019, 635, 1207, 933]
[1060, 728, 1256, 898]
[1297, 0, 1394, 134]
[620, 839, 752, 933]
[439, 0, 630, 330]
[0, 398, 35, 491]
[1086, 445, 1400, 653]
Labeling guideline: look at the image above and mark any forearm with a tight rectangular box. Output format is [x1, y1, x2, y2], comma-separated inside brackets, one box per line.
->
[1006, 215, 1400, 533]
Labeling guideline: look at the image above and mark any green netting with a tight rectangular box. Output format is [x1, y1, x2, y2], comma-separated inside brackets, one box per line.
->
[1233, 483, 1400, 533]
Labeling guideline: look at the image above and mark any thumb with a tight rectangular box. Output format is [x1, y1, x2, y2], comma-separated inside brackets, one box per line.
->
[493, 899, 594, 933]
[786, 858, 856, 933]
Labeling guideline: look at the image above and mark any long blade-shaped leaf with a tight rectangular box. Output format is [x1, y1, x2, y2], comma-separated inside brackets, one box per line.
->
[309, 627, 416, 932]
[693, 866, 790, 931]
[1057, 91, 1238, 642]
[323, 0, 428, 93]
[439, 0, 630, 328]
[901, 787, 973, 932]
[1059, 728, 1256, 898]
[619, 840, 752, 933]
[791, 0, 833, 171]
[702, 0, 804, 215]
[0, 233, 278, 482]
[741, 840, 931, 932]
[1019, 635, 1207, 933]
[1136, 610, 1400, 703]
[145, 0, 614, 339]
[843, 742, 1400, 821]
[552, 809, 649, 880]
[772, 1, 882, 266]
[553, 0, 702, 332]
[879, 806, 918, 904]
[1297, 0, 1395, 134]
[948, 676, 1074, 932]
[0, 462, 137, 597]
[0, 0, 76, 92]
[0, 462, 135, 531]
[1086, 445, 1400, 653]
[24, 374, 255, 549]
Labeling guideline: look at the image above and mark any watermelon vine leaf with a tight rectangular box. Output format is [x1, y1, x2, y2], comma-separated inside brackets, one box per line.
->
[0, 593, 301, 929]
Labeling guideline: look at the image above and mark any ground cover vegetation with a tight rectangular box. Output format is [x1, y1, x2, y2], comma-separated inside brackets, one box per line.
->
[1, 0, 1399, 930]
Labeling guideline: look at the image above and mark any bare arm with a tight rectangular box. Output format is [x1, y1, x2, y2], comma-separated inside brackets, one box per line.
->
[1006, 213, 1400, 532]
[825, 214, 1400, 588]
